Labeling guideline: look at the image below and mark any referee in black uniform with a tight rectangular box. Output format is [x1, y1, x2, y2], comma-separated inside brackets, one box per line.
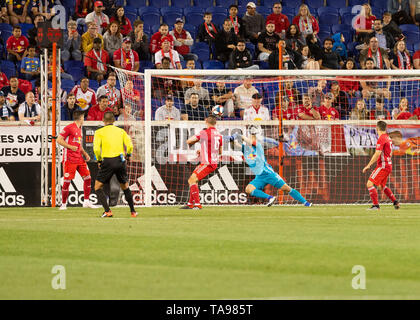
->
[93, 111, 137, 217]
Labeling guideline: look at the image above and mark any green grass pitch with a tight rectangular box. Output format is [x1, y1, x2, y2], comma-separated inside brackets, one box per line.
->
[1, 204, 420, 300]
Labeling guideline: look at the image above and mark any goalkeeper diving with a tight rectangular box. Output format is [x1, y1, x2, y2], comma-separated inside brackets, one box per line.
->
[230, 126, 312, 207]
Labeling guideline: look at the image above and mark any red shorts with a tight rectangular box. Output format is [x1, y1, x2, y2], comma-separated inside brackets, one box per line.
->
[63, 161, 90, 181]
[369, 167, 391, 188]
[193, 164, 217, 181]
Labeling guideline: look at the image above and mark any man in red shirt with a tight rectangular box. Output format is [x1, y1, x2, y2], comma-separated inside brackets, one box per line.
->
[0, 72, 9, 90]
[149, 23, 174, 54]
[6, 25, 29, 64]
[87, 95, 113, 121]
[272, 96, 297, 120]
[57, 110, 97, 210]
[414, 50, 420, 69]
[180, 115, 223, 210]
[319, 93, 340, 120]
[84, 37, 109, 84]
[413, 107, 420, 119]
[363, 121, 399, 210]
[297, 94, 321, 120]
[266, 2, 289, 37]
[113, 38, 140, 72]
[370, 97, 391, 120]
[169, 18, 198, 62]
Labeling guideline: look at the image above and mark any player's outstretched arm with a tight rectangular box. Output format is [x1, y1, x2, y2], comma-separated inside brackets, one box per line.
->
[362, 150, 382, 173]
[57, 135, 78, 151]
[187, 136, 199, 146]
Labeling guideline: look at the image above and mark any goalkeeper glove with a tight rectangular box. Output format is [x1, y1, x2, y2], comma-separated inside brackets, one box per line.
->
[229, 133, 240, 142]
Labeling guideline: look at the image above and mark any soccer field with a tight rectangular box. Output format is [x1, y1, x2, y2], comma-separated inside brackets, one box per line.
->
[1, 205, 420, 300]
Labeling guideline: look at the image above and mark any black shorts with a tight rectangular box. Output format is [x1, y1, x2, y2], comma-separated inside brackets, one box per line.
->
[96, 156, 128, 184]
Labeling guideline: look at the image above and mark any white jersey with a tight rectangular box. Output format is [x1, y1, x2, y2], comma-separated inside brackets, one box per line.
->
[154, 49, 181, 69]
[71, 85, 97, 111]
[243, 105, 271, 121]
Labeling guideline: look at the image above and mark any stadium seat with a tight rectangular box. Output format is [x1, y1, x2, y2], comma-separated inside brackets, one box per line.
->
[342, 14, 355, 26]
[206, 7, 228, 26]
[19, 23, 33, 37]
[184, 9, 204, 27]
[184, 24, 197, 39]
[348, 0, 364, 6]
[317, 7, 339, 16]
[149, 0, 170, 7]
[318, 13, 340, 26]
[140, 60, 155, 73]
[61, 79, 75, 89]
[67, 69, 85, 83]
[373, 0, 388, 9]
[202, 60, 224, 69]
[160, 7, 183, 16]
[331, 24, 353, 43]
[192, 45, 210, 61]
[172, 0, 192, 7]
[193, 0, 214, 8]
[0, 30, 12, 44]
[339, 7, 354, 18]
[161, 7, 183, 25]
[318, 24, 331, 33]
[237, 0, 249, 6]
[125, 12, 137, 26]
[317, 30, 331, 42]
[370, 7, 384, 19]
[0, 23, 12, 32]
[261, 0, 278, 7]
[151, 24, 160, 34]
[63, 60, 84, 72]
[206, 7, 228, 15]
[124, 6, 138, 16]
[282, 7, 295, 16]
[246, 42, 255, 58]
[258, 7, 271, 18]
[400, 24, 420, 33]
[141, 12, 161, 27]
[326, 0, 346, 9]
[282, 0, 302, 8]
[0, 61, 16, 78]
[215, 0, 235, 6]
[126, 0, 146, 6]
[138, 6, 160, 17]
[414, 43, 420, 52]
[306, 0, 324, 8]
[403, 30, 420, 45]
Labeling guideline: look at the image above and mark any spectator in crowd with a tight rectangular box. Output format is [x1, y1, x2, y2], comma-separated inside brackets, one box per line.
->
[338, 58, 361, 97]
[233, 76, 258, 118]
[85, 37, 110, 84]
[96, 72, 121, 111]
[319, 93, 340, 120]
[242, 2, 265, 45]
[7, 25, 29, 64]
[85, 1, 109, 34]
[350, 98, 370, 120]
[321, 37, 344, 70]
[8, 0, 31, 25]
[74, 0, 93, 20]
[70, 77, 98, 112]
[114, 37, 140, 72]
[180, 92, 208, 121]
[308, 79, 327, 108]
[0, 4, 10, 24]
[268, 39, 303, 69]
[299, 44, 320, 70]
[353, 3, 376, 43]
[103, 20, 123, 59]
[292, 4, 319, 37]
[101, 0, 118, 17]
[170, 18, 198, 62]
[197, 12, 218, 47]
[210, 81, 235, 118]
[370, 19, 395, 52]
[257, 21, 280, 62]
[272, 95, 297, 120]
[370, 96, 391, 120]
[360, 37, 391, 69]
[150, 23, 174, 55]
[86, 95, 113, 120]
[152, 57, 182, 99]
[154, 37, 182, 69]
[0, 71, 9, 90]
[389, 40, 413, 69]
[332, 33, 347, 60]
[30, 0, 56, 21]
[306, 33, 324, 63]
[184, 80, 210, 107]
[266, 2, 289, 38]
[62, 20, 83, 62]
[410, 0, 420, 25]
[297, 93, 321, 120]
[330, 80, 350, 120]
[111, 103, 121, 120]
[392, 97, 414, 119]
[360, 58, 392, 99]
[61, 92, 82, 121]
[129, 19, 150, 61]
[110, 6, 132, 37]
[215, 19, 238, 63]
[388, 0, 413, 24]
[413, 106, 420, 119]
[27, 14, 44, 47]
[228, 5, 245, 39]
[414, 49, 420, 69]
[155, 94, 181, 120]
[243, 92, 270, 120]
[181, 58, 196, 90]
[0, 90, 14, 120]
[2, 76, 25, 118]
[229, 39, 259, 70]
[281, 79, 301, 107]
[47, 52, 73, 81]
[285, 24, 305, 52]
[18, 91, 40, 122]
[382, 12, 405, 41]
[82, 22, 104, 54]
[117, 104, 136, 121]
[20, 45, 40, 81]
[121, 80, 141, 107]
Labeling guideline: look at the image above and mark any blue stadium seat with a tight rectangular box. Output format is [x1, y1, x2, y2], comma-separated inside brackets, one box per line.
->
[258, 6, 271, 18]
[184, 9, 204, 27]
[339, 7, 354, 18]
[326, 0, 346, 9]
[19, 23, 33, 37]
[149, 0, 170, 7]
[215, 0, 236, 6]
[306, 0, 324, 8]
[370, 7, 384, 18]
[0, 30, 12, 44]
[317, 7, 339, 16]
[400, 24, 420, 33]
[126, 0, 146, 6]
[282, 0, 302, 8]
[342, 14, 355, 26]
[141, 12, 161, 27]
[61, 79, 75, 89]
[348, 0, 364, 6]
[261, 0, 278, 7]
[0, 23, 12, 32]
[202, 60, 225, 69]
[124, 6, 138, 16]
[172, 0, 192, 7]
[206, 7, 228, 15]
[193, 48, 210, 62]
[193, 0, 214, 8]
[184, 24, 197, 39]
[67, 68, 85, 83]
[63, 60, 84, 72]
[125, 12, 137, 26]
[140, 60, 155, 73]
[403, 30, 420, 45]
[0, 60, 16, 78]
[318, 24, 331, 33]
[246, 42, 255, 58]
[138, 6, 160, 17]
[317, 30, 331, 42]
[282, 7, 295, 16]
[331, 24, 353, 43]
[237, 0, 249, 6]
[373, 0, 388, 9]
[151, 24, 160, 34]
[318, 12, 340, 26]
[160, 7, 183, 16]
[161, 7, 183, 25]
[414, 43, 420, 52]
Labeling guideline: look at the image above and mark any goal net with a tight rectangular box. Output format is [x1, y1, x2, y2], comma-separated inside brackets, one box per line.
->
[111, 68, 420, 206]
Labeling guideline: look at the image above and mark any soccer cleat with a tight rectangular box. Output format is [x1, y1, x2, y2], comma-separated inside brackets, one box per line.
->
[193, 204, 202, 210]
[131, 211, 138, 217]
[367, 205, 380, 211]
[101, 211, 113, 218]
[59, 204, 67, 210]
[180, 204, 193, 209]
[267, 196, 276, 207]
[393, 201, 400, 210]
[83, 200, 99, 209]
[304, 201, 312, 207]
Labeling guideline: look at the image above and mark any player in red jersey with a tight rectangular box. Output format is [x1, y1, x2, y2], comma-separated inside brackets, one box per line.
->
[57, 110, 98, 210]
[180, 115, 223, 210]
[362, 121, 400, 210]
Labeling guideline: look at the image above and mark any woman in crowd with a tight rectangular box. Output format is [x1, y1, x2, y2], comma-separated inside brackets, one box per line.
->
[103, 21, 123, 60]
[292, 4, 319, 37]
[389, 40, 413, 70]
[110, 6, 132, 37]
[285, 24, 305, 52]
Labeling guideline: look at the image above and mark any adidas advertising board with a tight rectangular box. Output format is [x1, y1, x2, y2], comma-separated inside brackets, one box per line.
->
[0, 167, 25, 206]
[60, 173, 98, 206]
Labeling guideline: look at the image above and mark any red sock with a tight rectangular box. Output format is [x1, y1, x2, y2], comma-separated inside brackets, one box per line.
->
[188, 185, 195, 205]
[190, 184, 200, 205]
[83, 176, 91, 201]
[368, 186, 379, 205]
[383, 186, 396, 202]
[62, 181, 70, 204]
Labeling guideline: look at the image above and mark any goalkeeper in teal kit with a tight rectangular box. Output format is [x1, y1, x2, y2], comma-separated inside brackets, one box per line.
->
[230, 126, 312, 207]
